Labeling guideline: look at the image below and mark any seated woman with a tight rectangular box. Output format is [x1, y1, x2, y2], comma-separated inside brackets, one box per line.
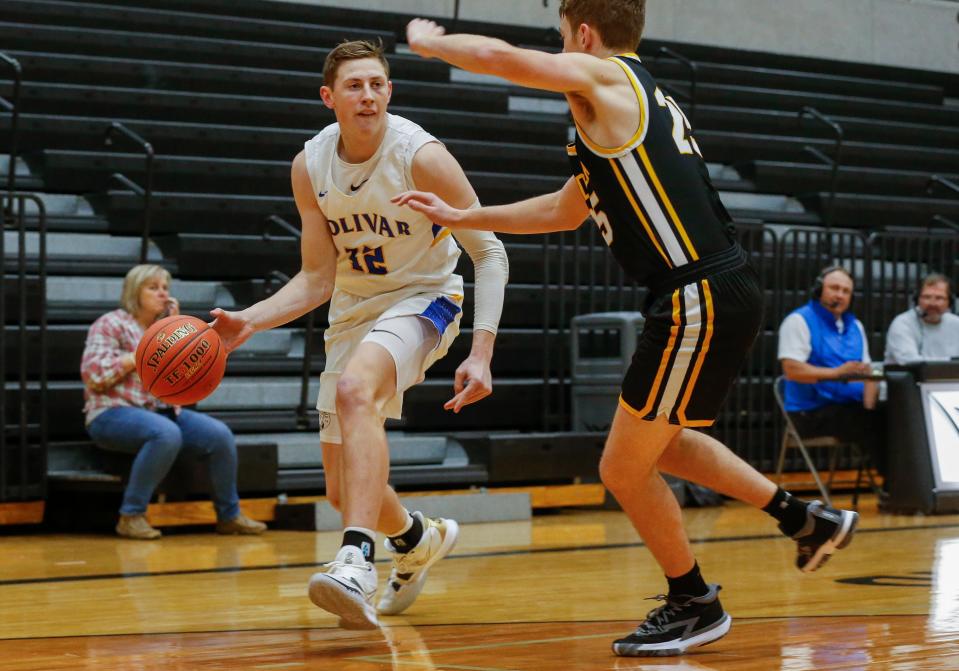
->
[80, 264, 266, 540]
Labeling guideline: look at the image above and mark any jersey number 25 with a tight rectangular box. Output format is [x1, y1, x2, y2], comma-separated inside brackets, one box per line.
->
[654, 88, 702, 158]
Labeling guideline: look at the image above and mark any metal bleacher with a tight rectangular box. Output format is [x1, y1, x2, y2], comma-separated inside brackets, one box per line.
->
[2, 0, 959, 515]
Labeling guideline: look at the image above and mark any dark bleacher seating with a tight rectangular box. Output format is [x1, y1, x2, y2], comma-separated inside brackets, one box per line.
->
[3, 0, 958, 506]
[740, 161, 959, 198]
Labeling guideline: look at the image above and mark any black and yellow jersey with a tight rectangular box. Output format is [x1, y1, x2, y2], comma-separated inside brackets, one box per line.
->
[568, 53, 736, 287]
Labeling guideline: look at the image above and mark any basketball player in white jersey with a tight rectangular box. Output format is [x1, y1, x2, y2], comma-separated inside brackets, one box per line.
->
[211, 40, 508, 630]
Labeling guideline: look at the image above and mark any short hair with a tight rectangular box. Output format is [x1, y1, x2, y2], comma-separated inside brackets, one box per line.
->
[559, 0, 646, 52]
[812, 265, 854, 301]
[322, 39, 390, 89]
[918, 272, 953, 296]
[120, 264, 171, 317]
[818, 265, 854, 285]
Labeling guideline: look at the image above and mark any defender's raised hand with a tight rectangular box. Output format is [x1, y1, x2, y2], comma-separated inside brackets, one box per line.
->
[406, 18, 446, 58]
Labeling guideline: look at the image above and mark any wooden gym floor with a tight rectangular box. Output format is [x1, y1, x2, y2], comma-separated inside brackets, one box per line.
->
[1, 494, 958, 670]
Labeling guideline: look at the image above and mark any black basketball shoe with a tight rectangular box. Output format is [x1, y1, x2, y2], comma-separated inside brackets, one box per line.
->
[612, 584, 731, 657]
[788, 500, 859, 573]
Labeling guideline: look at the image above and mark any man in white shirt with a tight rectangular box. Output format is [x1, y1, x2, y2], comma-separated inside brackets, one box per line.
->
[778, 266, 883, 474]
[885, 274, 959, 364]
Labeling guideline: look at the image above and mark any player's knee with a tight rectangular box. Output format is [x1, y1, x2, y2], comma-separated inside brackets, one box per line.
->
[598, 456, 621, 493]
[599, 451, 645, 494]
[335, 373, 375, 415]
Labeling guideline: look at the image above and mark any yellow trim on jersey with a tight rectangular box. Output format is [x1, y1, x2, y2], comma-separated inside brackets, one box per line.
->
[639, 289, 682, 416]
[608, 158, 672, 268]
[572, 56, 648, 157]
[430, 228, 452, 247]
[567, 144, 578, 156]
[637, 146, 700, 261]
[677, 280, 715, 425]
[619, 394, 711, 426]
[618, 395, 649, 420]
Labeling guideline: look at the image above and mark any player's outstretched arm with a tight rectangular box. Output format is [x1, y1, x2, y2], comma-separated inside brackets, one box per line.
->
[406, 18, 605, 94]
[394, 175, 589, 235]
[212, 151, 336, 352]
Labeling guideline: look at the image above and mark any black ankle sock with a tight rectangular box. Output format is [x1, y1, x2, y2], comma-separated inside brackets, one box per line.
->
[763, 487, 809, 537]
[667, 562, 709, 598]
[388, 513, 424, 554]
[342, 528, 375, 562]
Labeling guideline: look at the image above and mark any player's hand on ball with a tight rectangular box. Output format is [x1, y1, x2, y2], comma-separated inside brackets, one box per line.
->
[392, 191, 462, 227]
[406, 18, 446, 57]
[444, 357, 493, 413]
[210, 308, 255, 354]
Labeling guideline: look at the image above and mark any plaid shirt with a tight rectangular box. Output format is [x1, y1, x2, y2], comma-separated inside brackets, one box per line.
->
[81, 309, 168, 425]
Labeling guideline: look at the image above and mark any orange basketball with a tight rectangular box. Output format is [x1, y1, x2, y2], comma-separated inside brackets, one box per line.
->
[135, 315, 227, 406]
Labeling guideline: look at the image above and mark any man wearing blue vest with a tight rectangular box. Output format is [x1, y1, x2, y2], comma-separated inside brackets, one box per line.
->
[778, 266, 882, 471]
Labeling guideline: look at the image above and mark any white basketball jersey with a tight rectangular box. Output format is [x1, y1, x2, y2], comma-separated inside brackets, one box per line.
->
[303, 114, 463, 304]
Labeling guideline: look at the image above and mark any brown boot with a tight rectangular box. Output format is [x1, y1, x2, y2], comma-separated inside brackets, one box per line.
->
[216, 513, 267, 535]
[116, 514, 162, 540]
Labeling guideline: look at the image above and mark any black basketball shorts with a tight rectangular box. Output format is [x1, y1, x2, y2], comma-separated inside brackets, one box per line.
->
[620, 263, 763, 427]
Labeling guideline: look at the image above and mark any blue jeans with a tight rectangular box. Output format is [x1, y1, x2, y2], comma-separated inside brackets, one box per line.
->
[87, 407, 240, 521]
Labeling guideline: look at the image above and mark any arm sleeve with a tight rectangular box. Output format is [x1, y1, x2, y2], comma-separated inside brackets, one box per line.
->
[884, 313, 922, 364]
[452, 215, 509, 335]
[777, 313, 811, 362]
[855, 319, 872, 364]
[80, 316, 131, 392]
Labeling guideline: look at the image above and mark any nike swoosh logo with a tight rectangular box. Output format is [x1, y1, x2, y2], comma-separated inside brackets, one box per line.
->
[370, 328, 404, 342]
[318, 190, 328, 198]
[350, 178, 369, 192]
[326, 575, 362, 597]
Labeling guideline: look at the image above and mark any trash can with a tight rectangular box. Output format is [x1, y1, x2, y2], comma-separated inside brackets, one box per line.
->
[570, 311, 645, 432]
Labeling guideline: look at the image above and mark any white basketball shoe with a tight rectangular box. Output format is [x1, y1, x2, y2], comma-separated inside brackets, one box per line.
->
[308, 545, 379, 629]
[376, 512, 459, 616]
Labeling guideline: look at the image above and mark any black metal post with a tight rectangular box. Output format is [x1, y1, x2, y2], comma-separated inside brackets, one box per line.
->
[451, 0, 461, 33]
[17, 195, 28, 498]
[104, 122, 154, 263]
[798, 107, 844, 238]
[658, 47, 698, 124]
[0, 54, 22, 201]
[541, 232, 551, 431]
[927, 175, 959, 199]
[260, 215, 314, 429]
[930, 215, 959, 234]
[0, 193, 5, 500]
[36, 194, 48, 497]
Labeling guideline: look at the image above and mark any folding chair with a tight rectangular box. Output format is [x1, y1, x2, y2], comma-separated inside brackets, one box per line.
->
[772, 375, 877, 509]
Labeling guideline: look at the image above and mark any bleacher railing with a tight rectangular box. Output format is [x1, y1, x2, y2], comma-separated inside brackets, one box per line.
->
[541, 223, 958, 472]
[104, 122, 154, 263]
[540, 222, 643, 431]
[866, 227, 959, 358]
[797, 107, 844, 234]
[0, 54, 21, 201]
[1, 192, 48, 503]
[657, 47, 698, 125]
[263, 215, 319, 430]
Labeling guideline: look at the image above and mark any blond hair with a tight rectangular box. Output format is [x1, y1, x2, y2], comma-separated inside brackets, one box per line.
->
[120, 264, 171, 317]
[322, 39, 390, 89]
[559, 0, 646, 52]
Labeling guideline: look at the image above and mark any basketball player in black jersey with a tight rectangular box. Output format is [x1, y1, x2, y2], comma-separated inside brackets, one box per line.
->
[396, 0, 860, 658]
